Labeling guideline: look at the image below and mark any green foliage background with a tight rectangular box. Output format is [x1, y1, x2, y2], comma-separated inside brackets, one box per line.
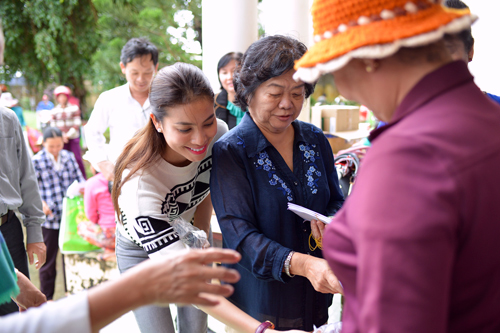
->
[0, 0, 203, 116]
[91, 0, 202, 92]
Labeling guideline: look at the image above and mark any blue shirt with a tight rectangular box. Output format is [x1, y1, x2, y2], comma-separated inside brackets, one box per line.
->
[36, 100, 54, 111]
[211, 113, 344, 330]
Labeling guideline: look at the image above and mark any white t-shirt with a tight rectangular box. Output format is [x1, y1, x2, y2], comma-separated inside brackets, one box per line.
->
[84, 83, 151, 165]
[116, 119, 228, 259]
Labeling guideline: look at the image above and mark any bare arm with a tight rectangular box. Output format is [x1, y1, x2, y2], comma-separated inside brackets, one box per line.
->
[198, 293, 262, 333]
[193, 193, 213, 241]
[12, 270, 47, 311]
[199, 292, 309, 333]
[289, 252, 343, 295]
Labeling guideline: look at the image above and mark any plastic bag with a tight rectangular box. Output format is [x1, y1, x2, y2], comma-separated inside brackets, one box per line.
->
[313, 322, 342, 333]
[170, 218, 209, 249]
[59, 197, 102, 254]
[26, 126, 42, 154]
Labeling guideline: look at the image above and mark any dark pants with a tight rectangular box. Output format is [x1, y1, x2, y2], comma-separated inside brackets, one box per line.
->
[39, 227, 62, 300]
[64, 137, 86, 179]
[0, 212, 30, 316]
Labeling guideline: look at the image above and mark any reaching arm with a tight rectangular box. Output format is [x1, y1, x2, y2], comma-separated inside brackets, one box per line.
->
[88, 248, 241, 332]
[0, 249, 241, 333]
[193, 193, 213, 242]
[199, 292, 310, 333]
[12, 269, 47, 311]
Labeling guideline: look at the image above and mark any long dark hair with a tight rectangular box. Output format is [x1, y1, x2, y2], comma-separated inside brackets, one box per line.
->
[112, 62, 214, 221]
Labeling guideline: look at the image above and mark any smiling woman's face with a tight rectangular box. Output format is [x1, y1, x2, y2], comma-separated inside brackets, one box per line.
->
[247, 70, 305, 135]
[155, 98, 218, 167]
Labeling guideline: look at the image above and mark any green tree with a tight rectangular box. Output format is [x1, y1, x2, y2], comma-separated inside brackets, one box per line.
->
[0, 0, 99, 114]
[92, 0, 202, 91]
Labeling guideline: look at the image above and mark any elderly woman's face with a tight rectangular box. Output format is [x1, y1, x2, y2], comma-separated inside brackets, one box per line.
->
[248, 70, 305, 134]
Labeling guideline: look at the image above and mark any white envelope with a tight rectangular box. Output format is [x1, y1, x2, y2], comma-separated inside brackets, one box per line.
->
[287, 203, 332, 224]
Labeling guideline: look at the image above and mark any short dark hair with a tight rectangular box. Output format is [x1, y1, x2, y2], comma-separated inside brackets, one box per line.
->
[42, 127, 63, 142]
[444, 0, 474, 54]
[217, 52, 243, 90]
[234, 35, 315, 111]
[120, 37, 159, 66]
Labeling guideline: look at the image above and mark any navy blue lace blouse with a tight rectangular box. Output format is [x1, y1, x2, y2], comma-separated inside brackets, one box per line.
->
[210, 113, 344, 330]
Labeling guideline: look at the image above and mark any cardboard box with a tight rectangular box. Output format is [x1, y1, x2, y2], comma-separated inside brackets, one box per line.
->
[325, 135, 353, 155]
[311, 105, 360, 133]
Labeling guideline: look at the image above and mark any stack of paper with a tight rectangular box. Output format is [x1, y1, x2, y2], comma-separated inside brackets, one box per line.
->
[287, 203, 332, 224]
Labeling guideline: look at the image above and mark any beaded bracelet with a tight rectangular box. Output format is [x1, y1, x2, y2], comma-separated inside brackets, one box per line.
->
[255, 320, 275, 333]
[284, 251, 295, 278]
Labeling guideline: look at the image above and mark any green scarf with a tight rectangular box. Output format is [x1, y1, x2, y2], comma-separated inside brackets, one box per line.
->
[0, 231, 19, 305]
[227, 101, 245, 125]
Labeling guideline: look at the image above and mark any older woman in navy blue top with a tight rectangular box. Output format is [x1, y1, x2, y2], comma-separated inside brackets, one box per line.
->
[210, 35, 344, 331]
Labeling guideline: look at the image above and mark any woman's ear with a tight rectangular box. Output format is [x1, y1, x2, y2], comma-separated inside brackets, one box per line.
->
[150, 113, 161, 131]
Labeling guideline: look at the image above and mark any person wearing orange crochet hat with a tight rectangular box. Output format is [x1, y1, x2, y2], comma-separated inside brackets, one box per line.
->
[295, 0, 500, 332]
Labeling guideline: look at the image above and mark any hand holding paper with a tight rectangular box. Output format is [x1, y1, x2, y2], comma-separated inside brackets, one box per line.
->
[287, 203, 332, 224]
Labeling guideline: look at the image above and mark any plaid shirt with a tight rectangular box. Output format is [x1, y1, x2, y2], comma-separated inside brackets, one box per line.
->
[32, 149, 85, 229]
[50, 103, 81, 135]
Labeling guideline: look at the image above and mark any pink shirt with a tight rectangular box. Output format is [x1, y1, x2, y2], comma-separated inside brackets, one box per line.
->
[324, 61, 500, 332]
[84, 173, 115, 229]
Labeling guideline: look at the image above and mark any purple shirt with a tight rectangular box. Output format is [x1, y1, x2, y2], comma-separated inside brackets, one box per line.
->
[324, 61, 500, 332]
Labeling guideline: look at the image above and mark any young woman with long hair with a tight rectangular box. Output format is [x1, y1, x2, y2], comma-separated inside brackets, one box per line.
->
[112, 62, 228, 333]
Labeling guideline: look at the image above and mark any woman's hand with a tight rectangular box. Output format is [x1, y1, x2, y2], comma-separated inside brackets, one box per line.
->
[310, 219, 326, 240]
[305, 257, 343, 294]
[291, 253, 343, 295]
[42, 200, 53, 217]
[13, 270, 47, 311]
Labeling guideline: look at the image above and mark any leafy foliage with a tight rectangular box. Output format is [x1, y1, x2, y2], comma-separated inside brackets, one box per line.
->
[0, 0, 99, 112]
[0, 0, 203, 114]
[91, 0, 202, 91]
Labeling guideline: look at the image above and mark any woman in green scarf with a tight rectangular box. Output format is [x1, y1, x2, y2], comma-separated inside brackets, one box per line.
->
[215, 52, 245, 129]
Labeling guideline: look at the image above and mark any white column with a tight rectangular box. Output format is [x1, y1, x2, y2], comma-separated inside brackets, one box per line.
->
[202, 0, 258, 92]
[261, 0, 312, 46]
[261, 0, 313, 122]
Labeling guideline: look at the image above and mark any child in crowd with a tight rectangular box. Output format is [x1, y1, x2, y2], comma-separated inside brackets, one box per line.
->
[32, 127, 85, 300]
[77, 152, 116, 261]
[48, 85, 86, 178]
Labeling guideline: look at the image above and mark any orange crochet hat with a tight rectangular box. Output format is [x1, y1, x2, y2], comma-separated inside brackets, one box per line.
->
[294, 0, 477, 83]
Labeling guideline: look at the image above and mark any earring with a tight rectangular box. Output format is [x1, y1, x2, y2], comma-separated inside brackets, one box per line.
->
[366, 66, 373, 73]
[157, 128, 162, 133]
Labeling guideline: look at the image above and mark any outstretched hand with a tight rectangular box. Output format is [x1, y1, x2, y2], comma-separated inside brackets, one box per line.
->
[305, 257, 343, 295]
[13, 270, 47, 311]
[126, 248, 242, 307]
